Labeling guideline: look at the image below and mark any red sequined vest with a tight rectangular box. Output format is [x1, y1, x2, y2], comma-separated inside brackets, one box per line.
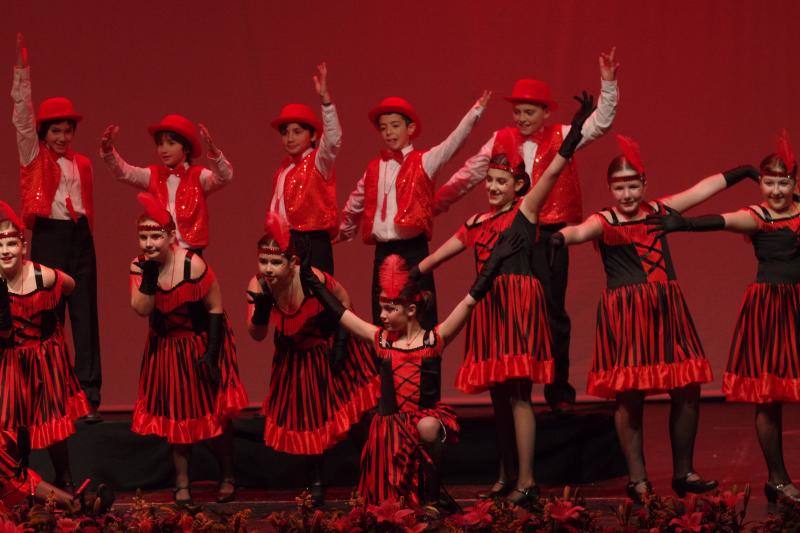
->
[147, 165, 209, 248]
[272, 150, 338, 237]
[19, 143, 94, 229]
[361, 150, 433, 244]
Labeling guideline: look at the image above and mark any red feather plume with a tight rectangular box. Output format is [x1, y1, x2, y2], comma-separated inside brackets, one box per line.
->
[137, 192, 172, 227]
[263, 212, 291, 252]
[777, 129, 796, 173]
[378, 254, 409, 300]
[615, 134, 646, 175]
[490, 129, 523, 171]
[0, 201, 25, 232]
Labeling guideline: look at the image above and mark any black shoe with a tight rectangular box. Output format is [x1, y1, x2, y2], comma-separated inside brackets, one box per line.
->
[672, 472, 718, 497]
[309, 481, 324, 508]
[477, 479, 516, 500]
[507, 485, 540, 509]
[174, 485, 193, 508]
[82, 412, 103, 425]
[80, 483, 115, 515]
[764, 482, 800, 504]
[625, 479, 653, 504]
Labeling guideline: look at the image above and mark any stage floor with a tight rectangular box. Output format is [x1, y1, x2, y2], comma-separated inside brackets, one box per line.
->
[101, 400, 798, 525]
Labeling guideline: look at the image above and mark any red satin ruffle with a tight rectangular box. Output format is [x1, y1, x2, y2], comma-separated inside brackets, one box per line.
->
[455, 355, 554, 394]
[30, 393, 90, 449]
[132, 404, 226, 444]
[723, 372, 800, 404]
[587, 358, 713, 399]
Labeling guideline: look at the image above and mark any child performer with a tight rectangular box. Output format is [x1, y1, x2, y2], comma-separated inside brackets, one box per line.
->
[337, 91, 491, 328]
[100, 114, 232, 254]
[0, 201, 89, 491]
[435, 48, 620, 413]
[645, 131, 800, 505]
[12, 33, 102, 420]
[129, 194, 248, 505]
[246, 213, 379, 507]
[269, 63, 341, 274]
[412, 94, 594, 504]
[548, 135, 757, 501]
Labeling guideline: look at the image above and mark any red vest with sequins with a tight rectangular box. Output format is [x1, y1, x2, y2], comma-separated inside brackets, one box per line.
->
[500, 125, 581, 224]
[361, 150, 433, 244]
[19, 143, 94, 229]
[147, 165, 208, 248]
[272, 150, 338, 237]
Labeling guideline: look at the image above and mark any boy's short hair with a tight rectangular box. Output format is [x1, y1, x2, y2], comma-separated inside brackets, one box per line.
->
[376, 112, 413, 127]
[154, 130, 194, 164]
[37, 119, 78, 140]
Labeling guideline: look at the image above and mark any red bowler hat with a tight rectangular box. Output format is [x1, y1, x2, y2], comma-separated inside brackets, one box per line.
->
[368, 97, 421, 138]
[36, 97, 83, 127]
[147, 114, 203, 158]
[270, 103, 322, 133]
[504, 79, 558, 110]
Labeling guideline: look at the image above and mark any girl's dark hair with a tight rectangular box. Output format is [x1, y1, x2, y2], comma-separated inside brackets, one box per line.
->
[37, 119, 77, 140]
[488, 154, 531, 196]
[278, 122, 317, 149]
[760, 153, 798, 179]
[154, 131, 193, 164]
[606, 155, 642, 178]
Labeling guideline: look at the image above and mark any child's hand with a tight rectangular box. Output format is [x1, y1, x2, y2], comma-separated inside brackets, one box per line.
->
[477, 90, 492, 109]
[198, 123, 220, 158]
[16, 33, 28, 68]
[599, 46, 619, 81]
[313, 62, 331, 105]
[100, 124, 119, 154]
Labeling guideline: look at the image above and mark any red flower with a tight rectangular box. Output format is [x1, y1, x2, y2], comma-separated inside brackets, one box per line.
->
[669, 512, 704, 532]
[55, 518, 81, 533]
[710, 490, 744, 508]
[546, 500, 585, 522]
[367, 498, 417, 527]
[461, 499, 494, 527]
[0, 518, 22, 533]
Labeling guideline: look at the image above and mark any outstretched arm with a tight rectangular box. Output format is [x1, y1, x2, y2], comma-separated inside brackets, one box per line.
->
[433, 134, 495, 215]
[416, 234, 466, 274]
[12, 33, 38, 166]
[560, 215, 604, 245]
[660, 166, 759, 213]
[100, 125, 151, 189]
[645, 207, 759, 237]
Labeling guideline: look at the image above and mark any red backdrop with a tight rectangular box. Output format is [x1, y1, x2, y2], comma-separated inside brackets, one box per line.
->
[4, 1, 800, 409]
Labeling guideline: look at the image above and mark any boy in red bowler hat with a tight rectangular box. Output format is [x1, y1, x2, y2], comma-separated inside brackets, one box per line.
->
[269, 62, 341, 274]
[100, 113, 232, 254]
[337, 90, 491, 328]
[11, 33, 103, 423]
[435, 47, 620, 414]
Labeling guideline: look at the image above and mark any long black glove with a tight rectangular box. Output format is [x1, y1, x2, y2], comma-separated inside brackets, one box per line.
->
[469, 232, 524, 301]
[15, 426, 30, 479]
[0, 278, 11, 333]
[558, 91, 596, 159]
[196, 312, 223, 387]
[408, 265, 424, 284]
[246, 288, 273, 326]
[547, 232, 566, 268]
[135, 259, 161, 296]
[722, 165, 760, 187]
[299, 257, 346, 320]
[644, 213, 725, 238]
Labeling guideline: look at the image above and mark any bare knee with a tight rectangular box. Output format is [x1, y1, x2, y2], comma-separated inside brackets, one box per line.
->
[417, 417, 442, 443]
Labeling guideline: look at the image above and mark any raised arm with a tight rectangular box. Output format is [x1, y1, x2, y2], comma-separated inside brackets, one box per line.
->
[11, 33, 38, 166]
[422, 91, 490, 178]
[100, 125, 151, 189]
[415, 234, 466, 275]
[660, 166, 759, 213]
[313, 62, 342, 180]
[197, 123, 234, 194]
[569, 47, 620, 150]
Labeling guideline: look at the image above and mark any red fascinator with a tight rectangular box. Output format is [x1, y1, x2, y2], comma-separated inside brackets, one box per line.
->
[259, 212, 292, 256]
[379, 254, 416, 304]
[0, 201, 25, 240]
[776, 129, 797, 176]
[611, 134, 647, 183]
[137, 193, 175, 232]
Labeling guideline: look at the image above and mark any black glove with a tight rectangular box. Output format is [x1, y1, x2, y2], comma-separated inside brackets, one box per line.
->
[195, 312, 223, 387]
[547, 232, 566, 268]
[645, 213, 725, 238]
[246, 288, 273, 326]
[299, 256, 346, 320]
[330, 326, 349, 372]
[408, 265, 424, 284]
[15, 426, 30, 479]
[135, 259, 161, 296]
[469, 232, 524, 301]
[558, 91, 596, 159]
[722, 165, 759, 187]
[0, 278, 11, 333]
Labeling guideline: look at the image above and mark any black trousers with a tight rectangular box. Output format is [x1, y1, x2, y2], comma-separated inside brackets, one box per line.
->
[371, 236, 437, 330]
[536, 223, 576, 405]
[30, 217, 102, 407]
[290, 230, 334, 275]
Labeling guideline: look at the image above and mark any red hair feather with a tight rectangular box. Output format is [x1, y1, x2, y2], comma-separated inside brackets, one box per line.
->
[136, 192, 172, 228]
[615, 134, 646, 175]
[378, 254, 409, 300]
[777, 129, 796, 173]
[0, 201, 25, 232]
[263, 212, 291, 253]
[490, 129, 523, 172]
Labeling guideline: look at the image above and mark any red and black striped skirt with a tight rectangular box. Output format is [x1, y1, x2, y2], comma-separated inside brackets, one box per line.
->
[0, 331, 90, 448]
[724, 282, 800, 403]
[262, 336, 379, 455]
[455, 273, 554, 394]
[132, 322, 249, 444]
[358, 404, 458, 505]
[588, 280, 712, 399]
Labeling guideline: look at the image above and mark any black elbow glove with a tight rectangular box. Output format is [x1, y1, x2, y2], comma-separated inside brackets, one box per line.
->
[135, 259, 161, 296]
[0, 278, 11, 333]
[299, 259, 345, 321]
[558, 91, 596, 159]
[645, 213, 725, 238]
[247, 288, 274, 326]
[196, 312, 223, 387]
[722, 165, 759, 187]
[469, 232, 524, 301]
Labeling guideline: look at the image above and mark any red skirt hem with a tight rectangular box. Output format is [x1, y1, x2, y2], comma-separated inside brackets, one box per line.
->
[29, 393, 90, 449]
[131, 404, 227, 444]
[218, 383, 250, 418]
[455, 355, 554, 394]
[723, 372, 800, 403]
[587, 358, 713, 399]
[263, 376, 380, 455]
